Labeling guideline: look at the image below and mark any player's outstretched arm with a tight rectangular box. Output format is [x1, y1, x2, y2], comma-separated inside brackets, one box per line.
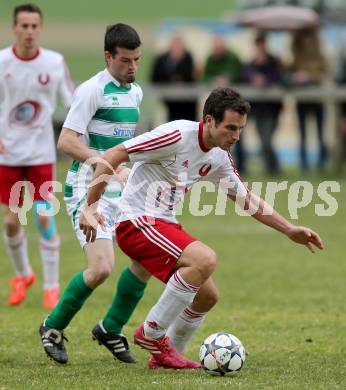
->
[229, 190, 324, 253]
[284, 225, 323, 253]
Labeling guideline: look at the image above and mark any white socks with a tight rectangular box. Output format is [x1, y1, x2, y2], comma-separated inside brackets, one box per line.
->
[3, 228, 60, 290]
[167, 307, 206, 352]
[40, 236, 60, 290]
[144, 270, 199, 339]
[3, 229, 32, 277]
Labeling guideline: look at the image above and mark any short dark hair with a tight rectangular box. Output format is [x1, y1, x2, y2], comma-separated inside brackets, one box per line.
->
[104, 23, 141, 56]
[203, 88, 251, 125]
[13, 3, 42, 25]
[255, 31, 267, 45]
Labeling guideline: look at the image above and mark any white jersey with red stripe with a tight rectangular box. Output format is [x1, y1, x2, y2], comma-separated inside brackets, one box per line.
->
[120, 120, 248, 223]
[0, 46, 74, 166]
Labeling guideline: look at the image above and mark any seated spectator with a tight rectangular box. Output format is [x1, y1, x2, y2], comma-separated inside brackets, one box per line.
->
[150, 35, 197, 121]
[243, 32, 282, 175]
[288, 27, 330, 171]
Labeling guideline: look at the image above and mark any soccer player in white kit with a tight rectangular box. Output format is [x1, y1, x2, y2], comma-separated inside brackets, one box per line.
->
[80, 87, 324, 369]
[0, 4, 74, 308]
[39, 23, 151, 365]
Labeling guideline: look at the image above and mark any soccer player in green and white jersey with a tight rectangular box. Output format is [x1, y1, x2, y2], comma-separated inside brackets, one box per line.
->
[39, 23, 151, 364]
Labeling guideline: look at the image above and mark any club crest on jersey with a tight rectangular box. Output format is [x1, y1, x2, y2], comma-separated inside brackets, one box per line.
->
[182, 160, 189, 168]
[38, 74, 50, 85]
[199, 163, 212, 176]
[9, 100, 41, 128]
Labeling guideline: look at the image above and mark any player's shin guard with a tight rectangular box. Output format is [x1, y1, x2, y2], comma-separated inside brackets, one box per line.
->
[3, 228, 32, 277]
[166, 307, 206, 352]
[103, 267, 147, 335]
[40, 236, 60, 290]
[45, 271, 93, 330]
[143, 270, 199, 339]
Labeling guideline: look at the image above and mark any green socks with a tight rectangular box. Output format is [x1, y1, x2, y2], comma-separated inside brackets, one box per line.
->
[103, 267, 147, 335]
[45, 268, 147, 334]
[45, 271, 93, 330]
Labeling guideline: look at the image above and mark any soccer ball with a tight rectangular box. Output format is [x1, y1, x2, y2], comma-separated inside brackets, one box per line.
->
[199, 332, 246, 376]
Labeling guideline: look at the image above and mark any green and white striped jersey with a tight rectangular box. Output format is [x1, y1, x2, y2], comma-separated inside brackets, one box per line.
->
[63, 69, 142, 204]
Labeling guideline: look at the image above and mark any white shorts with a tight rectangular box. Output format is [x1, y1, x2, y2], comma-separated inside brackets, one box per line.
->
[65, 192, 121, 248]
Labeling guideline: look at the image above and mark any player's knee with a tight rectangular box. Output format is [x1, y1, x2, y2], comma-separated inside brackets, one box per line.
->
[93, 267, 113, 285]
[89, 257, 113, 285]
[38, 214, 50, 230]
[33, 202, 56, 240]
[4, 212, 20, 235]
[197, 249, 217, 278]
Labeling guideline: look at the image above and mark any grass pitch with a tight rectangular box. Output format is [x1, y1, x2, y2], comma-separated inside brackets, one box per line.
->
[0, 0, 235, 23]
[0, 163, 345, 389]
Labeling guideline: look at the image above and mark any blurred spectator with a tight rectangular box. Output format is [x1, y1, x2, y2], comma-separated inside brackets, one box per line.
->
[336, 38, 346, 162]
[243, 33, 282, 175]
[202, 35, 245, 172]
[203, 35, 242, 86]
[288, 27, 330, 171]
[151, 35, 197, 121]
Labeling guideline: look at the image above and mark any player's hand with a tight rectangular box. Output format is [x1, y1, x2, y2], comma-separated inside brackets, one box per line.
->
[0, 138, 5, 154]
[116, 166, 131, 187]
[286, 226, 324, 253]
[79, 203, 105, 243]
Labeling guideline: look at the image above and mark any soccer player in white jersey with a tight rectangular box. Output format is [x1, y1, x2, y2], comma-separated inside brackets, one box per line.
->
[80, 87, 324, 369]
[0, 4, 74, 308]
[39, 23, 152, 365]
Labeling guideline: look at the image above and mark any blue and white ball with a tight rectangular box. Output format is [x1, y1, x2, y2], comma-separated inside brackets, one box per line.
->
[199, 332, 246, 376]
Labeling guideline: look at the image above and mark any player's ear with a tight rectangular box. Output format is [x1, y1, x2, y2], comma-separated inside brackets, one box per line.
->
[205, 115, 213, 128]
[104, 51, 112, 65]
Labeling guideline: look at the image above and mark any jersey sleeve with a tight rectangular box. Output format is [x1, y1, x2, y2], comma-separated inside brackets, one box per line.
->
[123, 123, 182, 162]
[58, 58, 74, 108]
[209, 151, 248, 198]
[63, 80, 100, 135]
[138, 85, 143, 105]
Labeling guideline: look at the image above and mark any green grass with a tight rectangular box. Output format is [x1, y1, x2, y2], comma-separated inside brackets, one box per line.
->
[0, 163, 345, 389]
[0, 0, 235, 22]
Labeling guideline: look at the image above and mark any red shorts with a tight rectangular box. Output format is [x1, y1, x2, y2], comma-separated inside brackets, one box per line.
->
[116, 216, 197, 283]
[0, 164, 54, 206]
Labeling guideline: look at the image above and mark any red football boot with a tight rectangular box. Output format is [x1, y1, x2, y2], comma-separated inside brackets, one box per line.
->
[134, 323, 201, 369]
[43, 286, 60, 309]
[8, 272, 36, 305]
